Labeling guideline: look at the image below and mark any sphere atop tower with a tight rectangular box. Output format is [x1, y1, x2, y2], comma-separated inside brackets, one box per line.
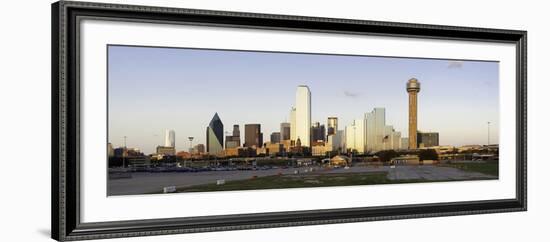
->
[406, 78, 421, 93]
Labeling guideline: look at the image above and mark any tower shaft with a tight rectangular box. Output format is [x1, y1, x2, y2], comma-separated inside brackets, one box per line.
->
[406, 78, 420, 150]
[408, 92, 418, 149]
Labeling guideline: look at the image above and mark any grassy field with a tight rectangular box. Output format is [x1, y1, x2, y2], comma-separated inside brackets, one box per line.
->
[442, 162, 499, 176]
[175, 172, 425, 193]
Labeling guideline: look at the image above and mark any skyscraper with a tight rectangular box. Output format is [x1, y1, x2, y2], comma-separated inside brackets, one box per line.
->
[407, 78, 421, 149]
[365, 108, 386, 152]
[417, 131, 439, 148]
[233, 124, 240, 137]
[270, 132, 281, 143]
[345, 119, 366, 153]
[280, 122, 291, 141]
[295, 85, 311, 147]
[164, 129, 175, 147]
[194, 144, 205, 154]
[244, 124, 263, 148]
[290, 107, 297, 142]
[382, 125, 401, 150]
[206, 113, 224, 154]
[327, 117, 338, 135]
[311, 122, 326, 144]
[225, 124, 241, 149]
[400, 138, 409, 150]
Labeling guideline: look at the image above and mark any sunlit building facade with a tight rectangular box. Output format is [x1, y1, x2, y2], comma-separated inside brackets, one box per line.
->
[290, 107, 297, 143]
[164, 129, 175, 148]
[345, 119, 366, 153]
[295, 85, 311, 147]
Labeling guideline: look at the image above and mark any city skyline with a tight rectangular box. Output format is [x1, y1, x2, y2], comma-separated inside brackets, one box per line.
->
[108, 45, 499, 154]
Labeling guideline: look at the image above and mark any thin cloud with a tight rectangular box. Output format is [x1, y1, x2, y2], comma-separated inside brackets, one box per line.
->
[448, 61, 463, 69]
[344, 91, 360, 98]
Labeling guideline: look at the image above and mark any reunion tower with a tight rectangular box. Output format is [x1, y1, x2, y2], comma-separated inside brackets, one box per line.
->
[407, 78, 420, 149]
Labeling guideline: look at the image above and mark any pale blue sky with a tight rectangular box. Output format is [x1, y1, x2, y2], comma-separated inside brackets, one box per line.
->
[108, 45, 499, 154]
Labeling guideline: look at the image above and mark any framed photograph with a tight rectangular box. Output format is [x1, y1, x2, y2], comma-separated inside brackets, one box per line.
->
[52, 1, 527, 241]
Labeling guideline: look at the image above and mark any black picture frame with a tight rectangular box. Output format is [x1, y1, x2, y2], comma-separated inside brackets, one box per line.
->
[51, 1, 527, 241]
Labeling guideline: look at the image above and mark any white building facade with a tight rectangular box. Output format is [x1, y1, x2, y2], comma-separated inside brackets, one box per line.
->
[164, 129, 175, 147]
[345, 119, 366, 153]
[365, 108, 386, 152]
[295, 85, 311, 147]
[290, 106, 297, 143]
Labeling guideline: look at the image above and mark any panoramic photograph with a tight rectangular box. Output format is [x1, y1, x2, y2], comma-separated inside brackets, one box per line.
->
[107, 45, 500, 196]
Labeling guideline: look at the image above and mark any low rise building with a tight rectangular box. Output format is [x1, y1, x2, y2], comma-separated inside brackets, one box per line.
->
[391, 155, 420, 165]
[330, 155, 350, 166]
[265, 142, 283, 156]
[312, 145, 329, 156]
[156, 146, 176, 156]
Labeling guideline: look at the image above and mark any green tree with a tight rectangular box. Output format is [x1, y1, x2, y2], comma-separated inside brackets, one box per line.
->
[419, 149, 438, 161]
[375, 150, 398, 162]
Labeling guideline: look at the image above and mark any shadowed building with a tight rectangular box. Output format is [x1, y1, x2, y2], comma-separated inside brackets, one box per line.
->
[193, 144, 205, 154]
[270, 132, 281, 143]
[244, 124, 263, 148]
[280, 122, 291, 141]
[407, 78, 421, 149]
[327, 117, 338, 135]
[206, 113, 224, 155]
[311, 122, 326, 143]
[225, 124, 241, 149]
[417, 131, 439, 148]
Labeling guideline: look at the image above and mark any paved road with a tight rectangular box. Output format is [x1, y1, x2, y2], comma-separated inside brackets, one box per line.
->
[108, 165, 496, 196]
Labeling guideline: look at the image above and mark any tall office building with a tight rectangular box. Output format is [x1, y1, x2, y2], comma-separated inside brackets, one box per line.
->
[194, 144, 205, 154]
[365, 108, 386, 152]
[327, 117, 338, 135]
[164, 129, 175, 147]
[311, 122, 326, 143]
[206, 113, 224, 155]
[381, 125, 401, 150]
[225, 124, 241, 149]
[270, 132, 281, 143]
[400, 138, 409, 150]
[295, 85, 311, 147]
[232, 124, 240, 137]
[417, 131, 439, 148]
[337, 130, 346, 152]
[290, 107, 297, 142]
[327, 130, 344, 153]
[280, 122, 291, 141]
[345, 119, 366, 153]
[244, 124, 263, 148]
[407, 78, 421, 149]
